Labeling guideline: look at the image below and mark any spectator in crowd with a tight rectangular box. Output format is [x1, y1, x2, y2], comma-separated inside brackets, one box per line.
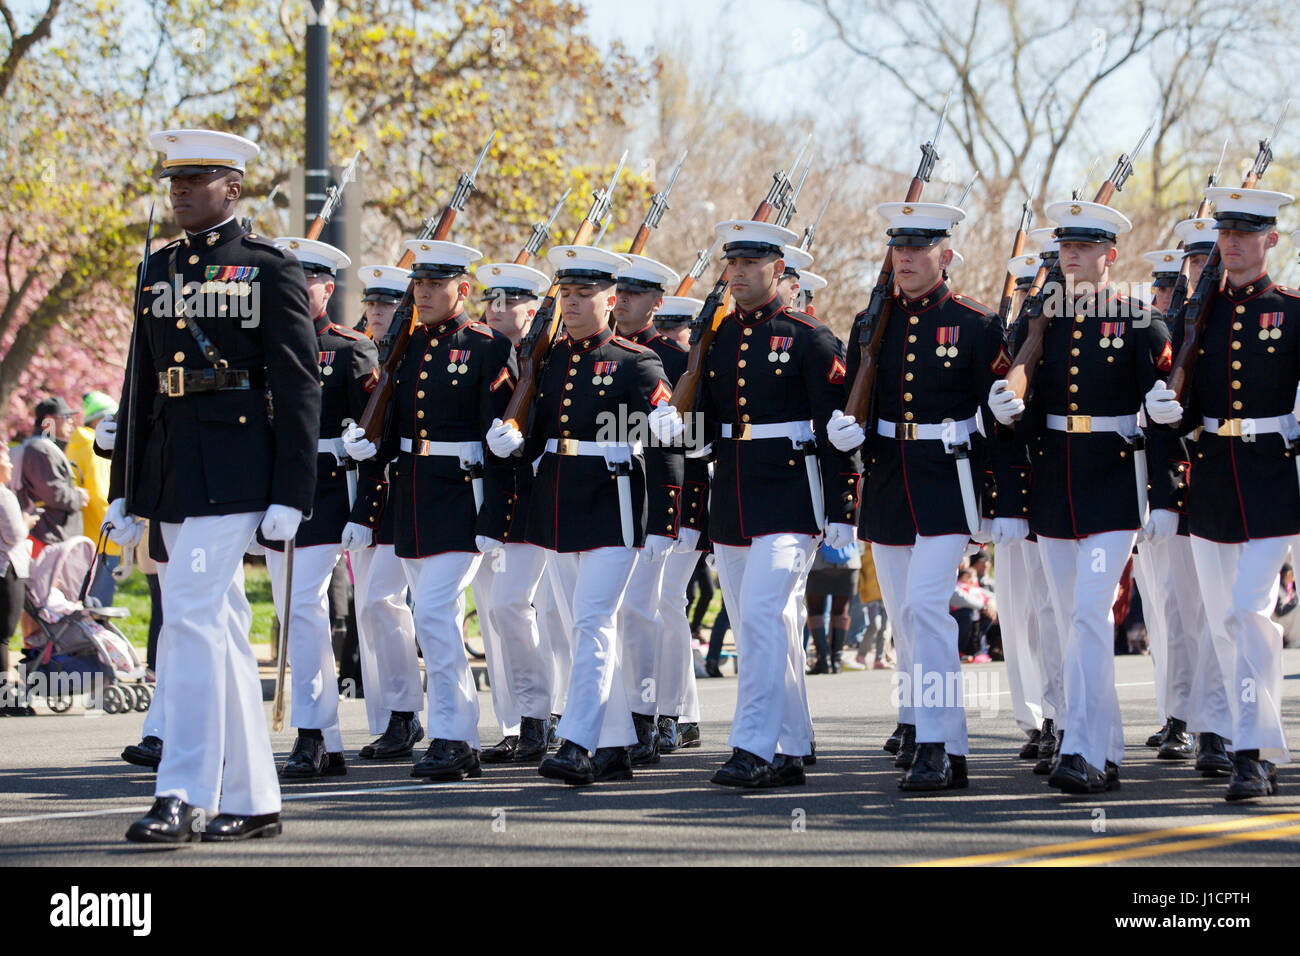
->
[0, 444, 36, 715]
[66, 391, 120, 605]
[1273, 562, 1300, 648]
[13, 397, 88, 550]
[950, 566, 987, 662]
[805, 537, 861, 674]
[685, 555, 714, 645]
[854, 546, 892, 669]
[705, 600, 730, 678]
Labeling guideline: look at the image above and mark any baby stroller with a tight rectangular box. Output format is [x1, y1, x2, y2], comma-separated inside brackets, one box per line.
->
[19, 535, 147, 714]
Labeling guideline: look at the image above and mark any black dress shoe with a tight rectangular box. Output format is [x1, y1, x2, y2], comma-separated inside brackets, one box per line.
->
[772, 754, 806, 786]
[359, 713, 424, 760]
[949, 754, 969, 789]
[125, 797, 202, 844]
[657, 715, 681, 754]
[1225, 750, 1279, 802]
[804, 741, 816, 767]
[325, 752, 347, 776]
[900, 743, 952, 791]
[1018, 729, 1042, 759]
[1033, 724, 1060, 775]
[1195, 733, 1233, 777]
[678, 722, 701, 748]
[480, 736, 519, 764]
[1146, 717, 1172, 748]
[122, 735, 163, 769]
[201, 812, 282, 842]
[711, 748, 773, 788]
[1157, 718, 1193, 759]
[1104, 760, 1121, 791]
[883, 722, 905, 754]
[591, 746, 633, 782]
[629, 712, 661, 766]
[280, 734, 328, 778]
[705, 659, 724, 678]
[894, 724, 917, 769]
[1048, 753, 1106, 794]
[513, 717, 549, 762]
[539, 740, 595, 785]
[411, 739, 481, 781]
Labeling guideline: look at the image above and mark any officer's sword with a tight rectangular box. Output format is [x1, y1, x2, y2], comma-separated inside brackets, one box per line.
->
[339, 418, 359, 509]
[271, 540, 294, 733]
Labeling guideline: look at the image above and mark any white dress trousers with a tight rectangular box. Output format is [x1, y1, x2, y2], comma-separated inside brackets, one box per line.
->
[536, 556, 570, 715]
[988, 538, 1044, 734]
[266, 542, 345, 752]
[547, 546, 639, 752]
[401, 551, 483, 747]
[473, 541, 552, 731]
[656, 549, 703, 722]
[155, 513, 279, 817]
[1036, 531, 1136, 770]
[619, 551, 669, 716]
[1189, 535, 1291, 761]
[350, 543, 422, 735]
[713, 533, 817, 763]
[871, 535, 971, 754]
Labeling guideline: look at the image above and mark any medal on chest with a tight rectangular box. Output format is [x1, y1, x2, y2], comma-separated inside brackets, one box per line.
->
[1260, 312, 1284, 340]
[936, 326, 959, 358]
[318, 350, 336, 376]
[1099, 321, 1125, 349]
[447, 349, 469, 375]
[592, 360, 616, 386]
[768, 336, 792, 363]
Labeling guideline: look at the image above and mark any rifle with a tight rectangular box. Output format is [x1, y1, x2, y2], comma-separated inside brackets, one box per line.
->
[997, 192, 1034, 324]
[629, 149, 688, 255]
[357, 131, 497, 440]
[841, 91, 953, 424]
[121, 202, 156, 518]
[240, 182, 280, 233]
[777, 155, 813, 229]
[1002, 120, 1154, 401]
[514, 189, 571, 266]
[501, 151, 628, 431]
[674, 237, 721, 297]
[799, 188, 835, 252]
[668, 137, 812, 415]
[1168, 102, 1289, 402]
[1165, 139, 1227, 318]
[304, 149, 361, 241]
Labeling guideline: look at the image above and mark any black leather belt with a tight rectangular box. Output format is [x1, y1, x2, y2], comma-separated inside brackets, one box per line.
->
[157, 366, 259, 397]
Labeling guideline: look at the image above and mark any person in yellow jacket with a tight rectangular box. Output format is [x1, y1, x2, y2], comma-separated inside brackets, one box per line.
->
[854, 547, 892, 670]
[66, 391, 120, 605]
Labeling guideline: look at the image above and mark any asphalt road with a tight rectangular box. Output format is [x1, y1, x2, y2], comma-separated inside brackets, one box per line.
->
[2, 650, 1299, 867]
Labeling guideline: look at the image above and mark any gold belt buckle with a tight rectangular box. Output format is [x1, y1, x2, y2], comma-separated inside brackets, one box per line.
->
[734, 423, 752, 441]
[166, 367, 185, 397]
[897, 422, 918, 441]
[556, 437, 579, 456]
[414, 439, 431, 456]
[1065, 415, 1091, 434]
[1218, 418, 1243, 437]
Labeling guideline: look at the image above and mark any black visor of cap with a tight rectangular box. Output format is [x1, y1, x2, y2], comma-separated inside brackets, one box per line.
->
[653, 314, 692, 325]
[300, 262, 336, 277]
[158, 162, 240, 180]
[616, 277, 666, 293]
[885, 227, 948, 247]
[1183, 242, 1215, 256]
[409, 264, 467, 280]
[1014, 276, 1035, 288]
[1053, 226, 1117, 244]
[480, 286, 536, 300]
[555, 268, 616, 286]
[362, 288, 405, 303]
[1151, 273, 1178, 288]
[1213, 211, 1276, 233]
[722, 241, 783, 259]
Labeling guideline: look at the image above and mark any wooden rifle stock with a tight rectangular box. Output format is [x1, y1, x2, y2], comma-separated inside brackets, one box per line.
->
[1166, 245, 1224, 401]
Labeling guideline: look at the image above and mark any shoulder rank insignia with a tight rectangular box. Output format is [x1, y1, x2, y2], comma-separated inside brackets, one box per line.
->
[651, 379, 673, 406]
[490, 367, 513, 392]
[990, 344, 1013, 376]
[828, 355, 846, 385]
[1157, 339, 1173, 373]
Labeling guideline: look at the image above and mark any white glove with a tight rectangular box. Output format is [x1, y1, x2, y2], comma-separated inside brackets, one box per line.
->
[94, 416, 117, 452]
[1292, 383, 1300, 421]
[826, 410, 865, 453]
[340, 522, 372, 552]
[487, 418, 524, 457]
[1142, 508, 1180, 543]
[990, 517, 1030, 546]
[475, 535, 505, 557]
[260, 504, 303, 542]
[648, 404, 685, 443]
[642, 534, 674, 562]
[1144, 379, 1183, 426]
[988, 380, 1025, 426]
[673, 527, 701, 553]
[103, 498, 144, 549]
[824, 522, 856, 550]
[342, 422, 377, 461]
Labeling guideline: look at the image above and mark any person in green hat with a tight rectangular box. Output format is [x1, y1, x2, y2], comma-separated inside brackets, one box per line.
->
[67, 390, 120, 605]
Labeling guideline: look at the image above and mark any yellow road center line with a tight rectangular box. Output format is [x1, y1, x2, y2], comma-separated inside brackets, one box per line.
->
[1023, 821, 1300, 866]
